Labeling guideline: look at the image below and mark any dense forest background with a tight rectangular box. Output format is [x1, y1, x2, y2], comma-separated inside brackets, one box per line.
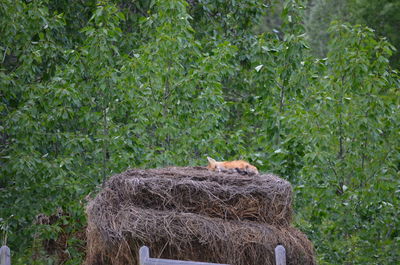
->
[1, 0, 399, 264]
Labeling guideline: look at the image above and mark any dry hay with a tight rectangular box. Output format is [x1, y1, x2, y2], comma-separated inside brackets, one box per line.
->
[100, 166, 292, 226]
[85, 167, 315, 265]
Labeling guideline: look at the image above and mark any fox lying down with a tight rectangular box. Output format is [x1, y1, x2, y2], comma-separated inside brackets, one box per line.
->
[207, 157, 259, 175]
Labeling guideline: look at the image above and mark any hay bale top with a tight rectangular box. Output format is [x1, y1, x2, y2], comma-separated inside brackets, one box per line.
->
[102, 166, 293, 226]
[110, 166, 290, 191]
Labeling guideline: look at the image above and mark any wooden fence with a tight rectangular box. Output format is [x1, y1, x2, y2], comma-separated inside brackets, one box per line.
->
[139, 245, 286, 265]
[0, 244, 286, 265]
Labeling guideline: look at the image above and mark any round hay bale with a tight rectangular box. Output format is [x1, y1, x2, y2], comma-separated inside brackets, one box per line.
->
[102, 167, 293, 226]
[84, 167, 315, 265]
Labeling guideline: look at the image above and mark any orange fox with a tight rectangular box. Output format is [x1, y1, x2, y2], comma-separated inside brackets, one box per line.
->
[206, 157, 259, 175]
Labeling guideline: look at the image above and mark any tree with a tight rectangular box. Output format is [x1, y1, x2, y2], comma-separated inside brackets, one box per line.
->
[296, 22, 400, 264]
[305, 0, 400, 68]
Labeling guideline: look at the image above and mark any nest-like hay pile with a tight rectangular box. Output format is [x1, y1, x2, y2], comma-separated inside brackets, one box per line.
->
[85, 167, 315, 265]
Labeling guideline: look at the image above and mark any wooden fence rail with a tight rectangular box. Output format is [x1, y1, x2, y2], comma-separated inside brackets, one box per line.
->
[139, 246, 230, 265]
[139, 245, 286, 265]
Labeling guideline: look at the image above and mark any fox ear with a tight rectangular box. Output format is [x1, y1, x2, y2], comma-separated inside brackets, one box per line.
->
[207, 157, 216, 164]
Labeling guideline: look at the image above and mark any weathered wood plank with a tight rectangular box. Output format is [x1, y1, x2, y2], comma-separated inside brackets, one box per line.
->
[275, 245, 286, 265]
[139, 246, 150, 265]
[139, 246, 230, 265]
[0, 245, 11, 265]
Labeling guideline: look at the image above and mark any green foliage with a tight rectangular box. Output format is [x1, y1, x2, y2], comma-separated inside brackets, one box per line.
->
[295, 22, 400, 264]
[349, 0, 400, 68]
[305, 0, 400, 68]
[119, 0, 237, 166]
[305, 0, 350, 57]
[0, 0, 399, 264]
